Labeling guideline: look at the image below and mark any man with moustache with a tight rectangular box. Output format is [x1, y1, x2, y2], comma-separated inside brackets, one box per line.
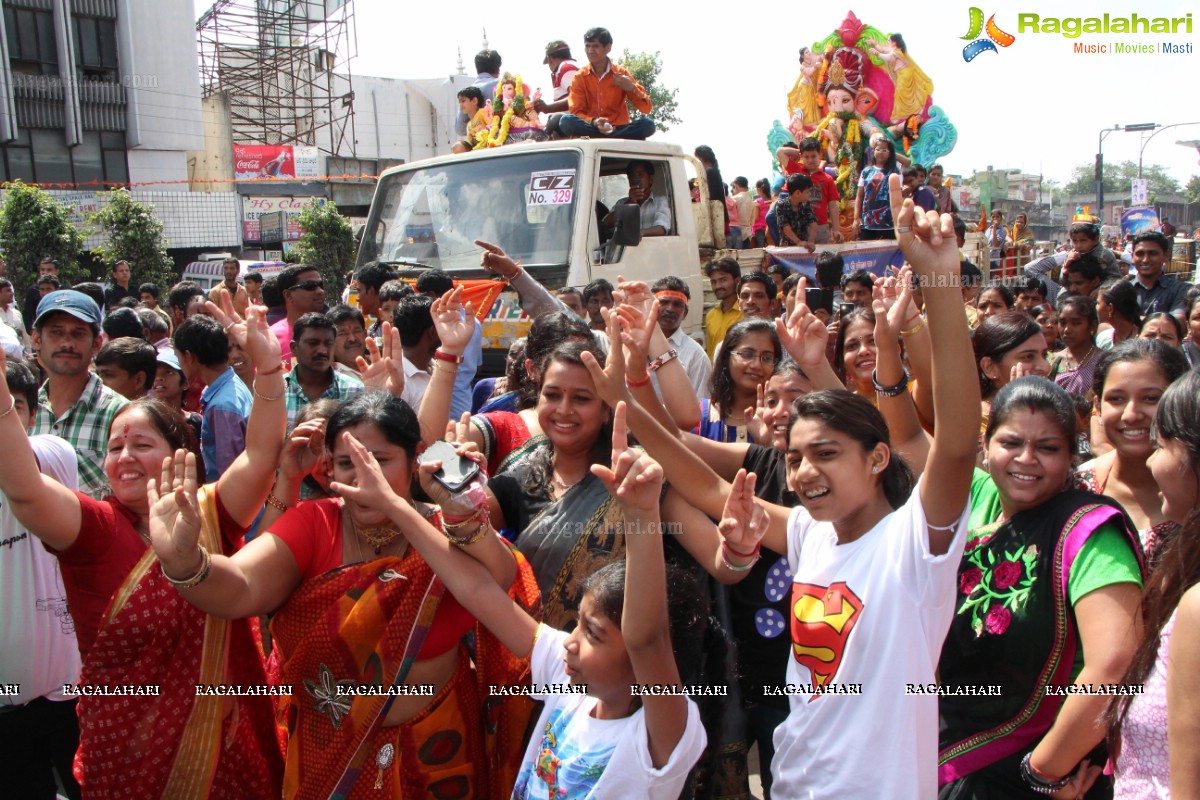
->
[650, 276, 711, 399]
[704, 256, 742, 360]
[283, 312, 362, 432]
[30, 291, 128, 499]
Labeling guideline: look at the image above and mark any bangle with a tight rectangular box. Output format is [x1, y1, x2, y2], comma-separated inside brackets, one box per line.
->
[626, 373, 651, 389]
[445, 519, 490, 547]
[253, 384, 283, 402]
[0, 398, 14, 420]
[163, 545, 212, 589]
[265, 493, 288, 512]
[258, 362, 284, 376]
[434, 360, 459, 375]
[1019, 753, 1072, 795]
[871, 368, 910, 398]
[433, 349, 464, 364]
[721, 540, 761, 571]
[900, 316, 927, 338]
[647, 349, 678, 373]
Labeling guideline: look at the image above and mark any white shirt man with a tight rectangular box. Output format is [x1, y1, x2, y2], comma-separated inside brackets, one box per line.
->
[0, 280, 30, 353]
[650, 283, 711, 400]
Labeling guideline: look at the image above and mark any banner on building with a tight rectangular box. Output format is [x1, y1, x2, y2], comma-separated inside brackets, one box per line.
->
[241, 195, 325, 242]
[1120, 206, 1160, 236]
[234, 145, 322, 181]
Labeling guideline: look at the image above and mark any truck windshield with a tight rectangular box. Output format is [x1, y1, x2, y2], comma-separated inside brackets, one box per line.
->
[358, 151, 579, 271]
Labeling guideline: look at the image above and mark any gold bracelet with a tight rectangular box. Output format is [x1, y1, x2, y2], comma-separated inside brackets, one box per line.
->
[265, 493, 288, 512]
[434, 360, 460, 375]
[163, 545, 212, 589]
[900, 316, 927, 338]
[0, 398, 14, 420]
[446, 521, 490, 547]
[253, 383, 284, 401]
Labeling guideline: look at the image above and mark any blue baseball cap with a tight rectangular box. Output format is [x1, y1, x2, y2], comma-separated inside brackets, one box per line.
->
[35, 290, 102, 328]
[156, 346, 182, 373]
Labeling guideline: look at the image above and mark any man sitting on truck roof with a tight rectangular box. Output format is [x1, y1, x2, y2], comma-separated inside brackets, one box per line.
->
[603, 160, 672, 238]
[558, 27, 655, 140]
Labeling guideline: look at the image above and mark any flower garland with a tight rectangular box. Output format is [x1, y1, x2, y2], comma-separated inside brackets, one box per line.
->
[480, 72, 526, 148]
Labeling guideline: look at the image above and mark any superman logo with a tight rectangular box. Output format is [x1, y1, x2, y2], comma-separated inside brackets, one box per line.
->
[790, 581, 864, 702]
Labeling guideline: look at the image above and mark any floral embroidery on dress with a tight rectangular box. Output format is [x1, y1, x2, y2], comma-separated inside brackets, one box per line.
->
[957, 539, 1040, 638]
[303, 663, 355, 729]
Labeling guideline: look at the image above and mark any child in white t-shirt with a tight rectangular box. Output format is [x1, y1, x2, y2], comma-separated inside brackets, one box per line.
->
[329, 401, 712, 799]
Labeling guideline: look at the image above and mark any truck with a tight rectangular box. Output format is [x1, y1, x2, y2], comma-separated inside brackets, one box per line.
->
[354, 138, 988, 374]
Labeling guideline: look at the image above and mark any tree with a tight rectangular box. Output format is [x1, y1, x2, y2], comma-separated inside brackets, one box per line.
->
[1062, 160, 1180, 198]
[0, 181, 86, 297]
[618, 49, 681, 133]
[1185, 174, 1200, 204]
[87, 189, 175, 289]
[292, 199, 356, 299]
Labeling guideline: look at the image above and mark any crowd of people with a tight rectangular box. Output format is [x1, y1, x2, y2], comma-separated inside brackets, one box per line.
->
[1, 174, 1198, 800]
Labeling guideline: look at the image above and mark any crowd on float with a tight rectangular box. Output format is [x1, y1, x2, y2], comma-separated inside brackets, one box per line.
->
[1, 24, 1199, 800]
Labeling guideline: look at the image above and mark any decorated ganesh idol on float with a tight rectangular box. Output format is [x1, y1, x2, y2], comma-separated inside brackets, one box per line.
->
[774, 12, 958, 238]
[475, 73, 547, 148]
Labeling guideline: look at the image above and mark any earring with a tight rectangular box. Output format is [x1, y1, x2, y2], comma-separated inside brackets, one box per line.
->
[871, 466, 880, 474]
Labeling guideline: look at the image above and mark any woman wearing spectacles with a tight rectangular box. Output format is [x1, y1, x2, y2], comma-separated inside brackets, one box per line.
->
[698, 319, 781, 443]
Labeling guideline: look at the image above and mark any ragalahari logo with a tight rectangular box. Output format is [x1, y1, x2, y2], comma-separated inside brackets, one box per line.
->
[961, 7, 1016, 61]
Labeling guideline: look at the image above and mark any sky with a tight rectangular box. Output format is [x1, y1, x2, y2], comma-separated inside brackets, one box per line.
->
[194, 0, 1200, 200]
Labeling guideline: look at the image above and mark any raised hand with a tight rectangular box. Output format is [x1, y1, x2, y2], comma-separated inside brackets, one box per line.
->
[616, 299, 658, 373]
[430, 286, 475, 355]
[718, 469, 768, 553]
[240, 304, 282, 371]
[476, 239, 519, 279]
[415, 442, 488, 513]
[580, 311, 631, 408]
[591, 402, 663, 515]
[776, 301, 829, 369]
[206, 292, 249, 350]
[887, 173, 959, 282]
[278, 418, 327, 483]
[443, 412, 472, 445]
[147, 449, 203, 572]
[744, 382, 769, 444]
[357, 321, 405, 397]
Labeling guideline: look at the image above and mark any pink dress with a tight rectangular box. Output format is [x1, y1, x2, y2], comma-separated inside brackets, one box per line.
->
[1114, 610, 1174, 798]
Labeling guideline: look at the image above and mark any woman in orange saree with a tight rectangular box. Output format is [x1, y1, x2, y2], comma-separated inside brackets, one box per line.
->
[150, 391, 539, 800]
[0, 303, 287, 798]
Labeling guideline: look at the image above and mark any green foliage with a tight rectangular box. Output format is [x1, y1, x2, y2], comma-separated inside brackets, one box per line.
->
[1185, 175, 1200, 204]
[87, 189, 175, 289]
[618, 49, 681, 133]
[0, 181, 85, 295]
[292, 199, 356, 299]
[1062, 160, 1181, 198]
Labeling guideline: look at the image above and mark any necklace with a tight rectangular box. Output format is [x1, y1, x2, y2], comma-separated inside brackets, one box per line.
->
[552, 472, 582, 492]
[348, 512, 405, 556]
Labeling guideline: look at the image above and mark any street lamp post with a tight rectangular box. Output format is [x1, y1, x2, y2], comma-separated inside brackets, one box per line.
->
[1138, 121, 1200, 177]
[1097, 123, 1156, 223]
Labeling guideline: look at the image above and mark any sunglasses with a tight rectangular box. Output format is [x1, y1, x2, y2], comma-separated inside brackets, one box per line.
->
[292, 280, 324, 291]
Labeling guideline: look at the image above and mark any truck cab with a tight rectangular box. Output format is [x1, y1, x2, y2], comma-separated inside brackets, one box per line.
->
[356, 139, 712, 367]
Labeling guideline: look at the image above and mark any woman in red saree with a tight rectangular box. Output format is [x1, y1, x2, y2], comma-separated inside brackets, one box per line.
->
[0, 303, 287, 798]
[149, 390, 539, 799]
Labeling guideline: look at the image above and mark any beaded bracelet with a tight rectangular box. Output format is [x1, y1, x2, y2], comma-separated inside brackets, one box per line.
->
[871, 368, 910, 398]
[265, 493, 288, 512]
[1019, 753, 1072, 795]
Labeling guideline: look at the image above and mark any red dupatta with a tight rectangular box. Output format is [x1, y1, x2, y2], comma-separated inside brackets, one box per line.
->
[74, 486, 283, 799]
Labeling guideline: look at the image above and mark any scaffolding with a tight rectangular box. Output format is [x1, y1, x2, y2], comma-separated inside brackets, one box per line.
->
[197, 0, 357, 157]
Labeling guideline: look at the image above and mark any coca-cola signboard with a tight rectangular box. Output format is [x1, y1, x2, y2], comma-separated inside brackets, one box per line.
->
[234, 145, 297, 180]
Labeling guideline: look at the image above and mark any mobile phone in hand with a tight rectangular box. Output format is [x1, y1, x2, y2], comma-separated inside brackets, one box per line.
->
[416, 440, 481, 493]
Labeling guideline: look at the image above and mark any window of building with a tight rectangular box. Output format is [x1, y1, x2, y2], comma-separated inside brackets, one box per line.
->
[0, 130, 128, 186]
[5, 7, 59, 76]
[73, 16, 119, 82]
